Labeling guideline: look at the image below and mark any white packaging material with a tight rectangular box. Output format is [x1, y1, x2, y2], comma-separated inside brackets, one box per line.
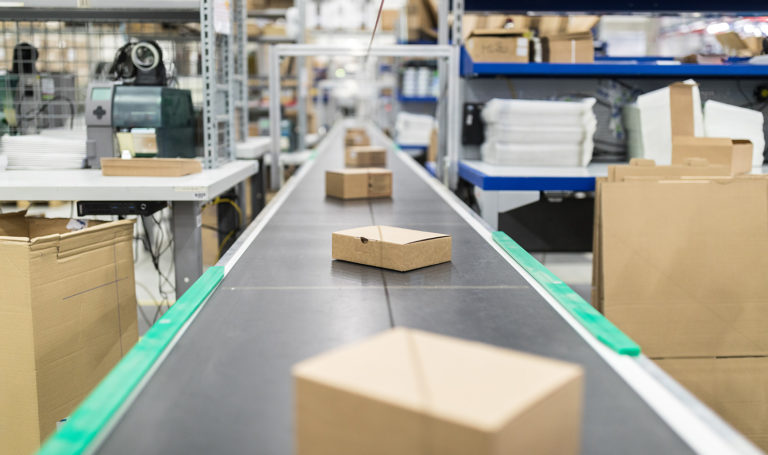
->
[632, 79, 704, 165]
[481, 142, 585, 167]
[0, 134, 86, 170]
[480, 97, 597, 167]
[0, 153, 7, 171]
[704, 100, 765, 167]
[395, 112, 434, 146]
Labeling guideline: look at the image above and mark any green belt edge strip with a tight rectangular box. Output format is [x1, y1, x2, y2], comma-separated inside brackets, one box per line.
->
[37, 266, 226, 455]
[492, 231, 641, 357]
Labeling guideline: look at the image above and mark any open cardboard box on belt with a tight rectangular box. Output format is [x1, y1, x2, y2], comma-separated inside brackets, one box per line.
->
[0, 211, 138, 454]
[592, 159, 768, 450]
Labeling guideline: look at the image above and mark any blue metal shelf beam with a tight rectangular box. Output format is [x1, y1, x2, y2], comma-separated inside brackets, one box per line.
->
[463, 0, 768, 14]
[461, 48, 768, 78]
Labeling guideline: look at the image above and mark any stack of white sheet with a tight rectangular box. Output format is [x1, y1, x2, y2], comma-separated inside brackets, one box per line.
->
[395, 112, 434, 146]
[480, 98, 597, 166]
[0, 132, 86, 170]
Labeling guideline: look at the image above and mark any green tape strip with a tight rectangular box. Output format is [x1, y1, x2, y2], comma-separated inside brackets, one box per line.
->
[37, 266, 225, 455]
[492, 232, 641, 356]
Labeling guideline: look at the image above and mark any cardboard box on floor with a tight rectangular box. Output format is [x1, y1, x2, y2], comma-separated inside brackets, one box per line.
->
[654, 356, 768, 451]
[326, 169, 393, 200]
[0, 212, 138, 454]
[294, 328, 583, 455]
[332, 226, 451, 272]
[465, 29, 530, 63]
[345, 146, 387, 168]
[593, 169, 768, 358]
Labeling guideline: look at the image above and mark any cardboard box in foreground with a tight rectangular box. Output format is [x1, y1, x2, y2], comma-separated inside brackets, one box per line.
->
[332, 225, 451, 272]
[654, 357, 768, 451]
[0, 212, 138, 454]
[326, 168, 392, 200]
[345, 146, 387, 168]
[294, 328, 583, 455]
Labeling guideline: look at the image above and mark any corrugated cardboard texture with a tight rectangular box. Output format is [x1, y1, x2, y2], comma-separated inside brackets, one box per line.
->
[672, 137, 753, 175]
[599, 178, 768, 357]
[0, 214, 138, 454]
[541, 33, 594, 63]
[101, 158, 202, 177]
[345, 146, 387, 168]
[344, 129, 370, 147]
[670, 82, 696, 137]
[654, 357, 768, 451]
[326, 169, 392, 200]
[294, 328, 583, 455]
[332, 226, 451, 272]
[466, 30, 530, 63]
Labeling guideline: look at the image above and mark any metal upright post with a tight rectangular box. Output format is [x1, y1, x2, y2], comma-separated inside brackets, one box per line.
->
[268, 45, 282, 190]
[200, 0, 218, 168]
[436, 0, 448, 181]
[444, 0, 464, 189]
[296, 0, 308, 152]
[234, 0, 249, 144]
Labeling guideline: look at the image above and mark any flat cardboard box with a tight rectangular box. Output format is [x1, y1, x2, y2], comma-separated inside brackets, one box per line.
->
[294, 328, 583, 455]
[671, 137, 753, 175]
[332, 226, 451, 272]
[654, 356, 768, 451]
[541, 32, 594, 63]
[101, 158, 203, 177]
[466, 29, 530, 63]
[345, 146, 387, 168]
[0, 212, 138, 453]
[597, 177, 768, 357]
[326, 168, 392, 200]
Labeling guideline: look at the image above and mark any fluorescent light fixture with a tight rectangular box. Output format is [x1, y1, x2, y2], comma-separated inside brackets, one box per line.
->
[0, 2, 25, 6]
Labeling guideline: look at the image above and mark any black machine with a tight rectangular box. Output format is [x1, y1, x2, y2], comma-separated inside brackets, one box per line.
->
[107, 40, 168, 86]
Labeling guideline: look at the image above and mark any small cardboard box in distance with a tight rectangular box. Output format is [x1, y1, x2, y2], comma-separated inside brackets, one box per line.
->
[541, 32, 594, 63]
[332, 226, 451, 272]
[345, 128, 370, 147]
[345, 146, 387, 168]
[294, 328, 584, 455]
[0, 212, 138, 454]
[672, 137, 753, 175]
[466, 29, 530, 63]
[326, 168, 392, 200]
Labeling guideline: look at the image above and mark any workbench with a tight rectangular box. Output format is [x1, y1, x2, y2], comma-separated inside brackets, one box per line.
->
[39, 123, 760, 455]
[0, 159, 259, 295]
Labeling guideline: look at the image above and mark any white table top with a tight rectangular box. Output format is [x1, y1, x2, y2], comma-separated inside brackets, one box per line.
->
[0, 160, 258, 202]
[461, 160, 610, 178]
[462, 160, 768, 178]
[236, 137, 271, 160]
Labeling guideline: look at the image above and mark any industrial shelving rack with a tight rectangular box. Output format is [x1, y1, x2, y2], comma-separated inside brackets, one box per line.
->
[440, 0, 768, 189]
[0, 1, 248, 169]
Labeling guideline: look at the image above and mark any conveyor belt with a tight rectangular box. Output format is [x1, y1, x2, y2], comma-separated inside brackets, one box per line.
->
[60, 123, 754, 454]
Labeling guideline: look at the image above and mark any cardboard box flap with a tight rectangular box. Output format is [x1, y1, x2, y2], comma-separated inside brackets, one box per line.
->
[468, 28, 528, 38]
[335, 226, 449, 245]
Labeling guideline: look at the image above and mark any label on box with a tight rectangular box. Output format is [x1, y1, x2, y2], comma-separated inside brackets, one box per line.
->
[517, 38, 529, 56]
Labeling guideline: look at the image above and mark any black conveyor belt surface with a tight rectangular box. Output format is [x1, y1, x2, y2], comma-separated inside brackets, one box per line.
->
[96, 129, 694, 454]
